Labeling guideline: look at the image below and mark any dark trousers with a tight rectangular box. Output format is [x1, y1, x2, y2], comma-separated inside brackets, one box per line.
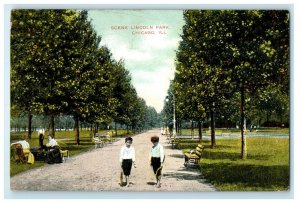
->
[151, 157, 162, 178]
[122, 159, 133, 176]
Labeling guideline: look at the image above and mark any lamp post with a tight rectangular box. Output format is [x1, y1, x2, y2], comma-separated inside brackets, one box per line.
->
[166, 92, 176, 137]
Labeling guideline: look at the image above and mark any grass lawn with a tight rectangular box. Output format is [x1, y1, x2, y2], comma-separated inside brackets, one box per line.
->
[10, 129, 131, 176]
[179, 137, 290, 191]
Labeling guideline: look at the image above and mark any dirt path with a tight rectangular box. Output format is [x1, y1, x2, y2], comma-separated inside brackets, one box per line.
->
[10, 129, 216, 192]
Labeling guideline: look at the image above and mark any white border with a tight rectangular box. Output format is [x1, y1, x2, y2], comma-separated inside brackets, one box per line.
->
[1, 0, 298, 202]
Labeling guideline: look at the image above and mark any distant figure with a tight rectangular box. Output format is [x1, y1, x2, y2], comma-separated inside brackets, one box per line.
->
[149, 135, 164, 188]
[160, 127, 163, 135]
[39, 133, 45, 149]
[119, 137, 136, 187]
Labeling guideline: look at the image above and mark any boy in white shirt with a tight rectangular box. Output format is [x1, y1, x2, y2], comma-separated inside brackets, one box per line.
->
[119, 137, 136, 187]
[149, 135, 164, 188]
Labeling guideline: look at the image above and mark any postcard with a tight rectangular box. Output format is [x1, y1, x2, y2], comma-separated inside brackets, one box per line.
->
[8, 9, 290, 196]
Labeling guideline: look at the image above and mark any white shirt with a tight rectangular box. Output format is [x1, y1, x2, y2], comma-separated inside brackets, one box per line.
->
[119, 145, 135, 162]
[149, 143, 164, 163]
[46, 138, 58, 147]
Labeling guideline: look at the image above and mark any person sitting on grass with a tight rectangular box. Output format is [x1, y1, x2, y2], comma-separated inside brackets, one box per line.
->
[119, 137, 136, 187]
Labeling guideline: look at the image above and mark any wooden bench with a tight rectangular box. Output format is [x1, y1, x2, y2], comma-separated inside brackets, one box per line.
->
[93, 136, 105, 148]
[93, 133, 116, 148]
[60, 149, 69, 162]
[184, 144, 204, 167]
[170, 137, 179, 149]
[166, 134, 172, 144]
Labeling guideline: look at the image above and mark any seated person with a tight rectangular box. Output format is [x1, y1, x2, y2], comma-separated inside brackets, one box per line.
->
[11, 140, 34, 164]
[45, 135, 62, 164]
[11, 140, 31, 156]
[38, 132, 47, 150]
[46, 135, 58, 149]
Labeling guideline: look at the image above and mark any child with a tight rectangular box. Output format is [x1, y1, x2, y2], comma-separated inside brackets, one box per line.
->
[149, 135, 164, 188]
[119, 137, 136, 187]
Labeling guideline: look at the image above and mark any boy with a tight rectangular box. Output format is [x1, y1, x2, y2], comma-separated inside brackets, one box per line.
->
[149, 135, 164, 188]
[119, 137, 136, 187]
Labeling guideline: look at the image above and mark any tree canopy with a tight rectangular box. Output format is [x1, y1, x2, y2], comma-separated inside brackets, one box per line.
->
[11, 9, 159, 143]
[162, 10, 289, 158]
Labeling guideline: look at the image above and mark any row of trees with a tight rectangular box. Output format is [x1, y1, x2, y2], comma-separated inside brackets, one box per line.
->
[161, 10, 289, 159]
[11, 9, 159, 144]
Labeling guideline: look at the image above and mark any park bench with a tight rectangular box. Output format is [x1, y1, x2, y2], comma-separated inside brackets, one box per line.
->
[166, 134, 172, 144]
[184, 144, 204, 167]
[54, 140, 70, 162]
[60, 149, 69, 162]
[170, 137, 179, 149]
[93, 133, 117, 149]
[93, 134, 105, 148]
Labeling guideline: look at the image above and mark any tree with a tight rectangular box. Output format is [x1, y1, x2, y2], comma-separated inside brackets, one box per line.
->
[11, 10, 69, 138]
[173, 10, 289, 158]
[111, 59, 134, 133]
[11, 10, 107, 143]
[174, 11, 233, 147]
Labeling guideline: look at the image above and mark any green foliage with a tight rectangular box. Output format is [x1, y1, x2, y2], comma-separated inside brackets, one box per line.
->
[177, 142, 198, 149]
[173, 10, 289, 116]
[165, 10, 289, 158]
[11, 9, 159, 142]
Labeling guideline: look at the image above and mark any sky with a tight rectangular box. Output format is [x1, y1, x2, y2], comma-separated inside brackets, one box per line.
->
[88, 10, 185, 113]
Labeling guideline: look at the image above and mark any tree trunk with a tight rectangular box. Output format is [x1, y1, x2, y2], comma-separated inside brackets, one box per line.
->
[65, 119, 68, 131]
[191, 120, 194, 139]
[266, 111, 270, 123]
[210, 103, 216, 148]
[49, 114, 55, 138]
[198, 121, 203, 144]
[240, 81, 247, 159]
[115, 122, 118, 136]
[94, 123, 98, 136]
[179, 121, 182, 135]
[74, 116, 80, 145]
[58, 114, 61, 131]
[27, 112, 32, 139]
